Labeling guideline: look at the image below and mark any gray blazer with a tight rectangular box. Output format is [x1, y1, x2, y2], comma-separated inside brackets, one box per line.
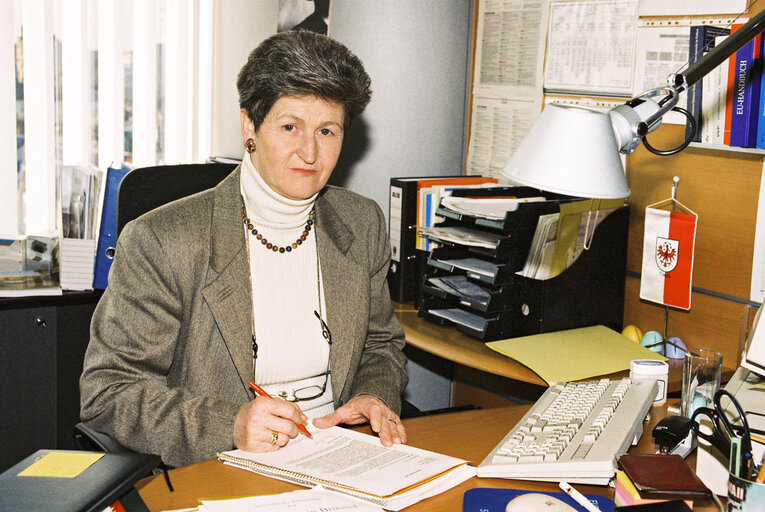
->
[79, 167, 408, 467]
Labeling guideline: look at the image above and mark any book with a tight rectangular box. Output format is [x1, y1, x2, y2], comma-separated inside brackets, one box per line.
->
[0, 449, 160, 512]
[711, 35, 730, 145]
[217, 425, 475, 511]
[614, 470, 693, 509]
[757, 32, 765, 149]
[462, 488, 616, 512]
[617, 454, 711, 500]
[729, 31, 763, 148]
[724, 24, 744, 145]
[686, 25, 730, 142]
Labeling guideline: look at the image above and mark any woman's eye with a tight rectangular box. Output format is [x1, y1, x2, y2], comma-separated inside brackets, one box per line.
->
[319, 128, 333, 136]
[283, 124, 295, 132]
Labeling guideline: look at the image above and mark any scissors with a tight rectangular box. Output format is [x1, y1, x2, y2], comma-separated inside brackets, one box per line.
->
[691, 389, 753, 476]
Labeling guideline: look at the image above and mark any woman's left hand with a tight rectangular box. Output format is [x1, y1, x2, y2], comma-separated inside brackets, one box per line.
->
[313, 395, 407, 447]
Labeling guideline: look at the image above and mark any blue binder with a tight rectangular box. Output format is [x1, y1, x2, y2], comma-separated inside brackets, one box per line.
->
[93, 165, 131, 289]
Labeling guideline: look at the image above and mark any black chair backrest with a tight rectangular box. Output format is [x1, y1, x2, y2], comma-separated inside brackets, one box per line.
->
[116, 162, 237, 238]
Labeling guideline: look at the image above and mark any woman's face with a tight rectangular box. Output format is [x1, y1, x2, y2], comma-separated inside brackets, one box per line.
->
[241, 95, 345, 201]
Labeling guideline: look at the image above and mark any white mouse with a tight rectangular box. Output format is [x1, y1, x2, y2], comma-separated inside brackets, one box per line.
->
[505, 493, 577, 512]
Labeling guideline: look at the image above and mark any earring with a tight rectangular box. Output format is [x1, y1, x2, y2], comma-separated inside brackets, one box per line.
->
[245, 138, 256, 154]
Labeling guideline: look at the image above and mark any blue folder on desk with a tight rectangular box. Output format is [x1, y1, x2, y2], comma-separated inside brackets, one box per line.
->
[93, 164, 130, 289]
[463, 488, 615, 512]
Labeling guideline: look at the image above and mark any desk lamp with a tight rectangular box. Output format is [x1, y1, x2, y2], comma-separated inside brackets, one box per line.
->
[502, 9, 765, 199]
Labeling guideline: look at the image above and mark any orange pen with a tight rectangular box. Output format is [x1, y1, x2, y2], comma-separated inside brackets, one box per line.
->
[248, 381, 313, 439]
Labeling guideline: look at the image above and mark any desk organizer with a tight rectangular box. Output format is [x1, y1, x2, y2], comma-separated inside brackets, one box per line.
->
[418, 196, 629, 342]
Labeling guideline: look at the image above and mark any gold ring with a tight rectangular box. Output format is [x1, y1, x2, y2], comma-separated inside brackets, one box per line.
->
[387, 418, 397, 426]
[269, 430, 279, 445]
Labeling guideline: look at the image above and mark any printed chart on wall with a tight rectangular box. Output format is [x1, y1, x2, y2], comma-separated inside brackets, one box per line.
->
[544, 0, 638, 97]
[467, 0, 549, 179]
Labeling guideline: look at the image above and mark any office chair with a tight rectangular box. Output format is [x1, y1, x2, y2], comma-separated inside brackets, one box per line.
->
[74, 162, 237, 460]
[116, 162, 237, 238]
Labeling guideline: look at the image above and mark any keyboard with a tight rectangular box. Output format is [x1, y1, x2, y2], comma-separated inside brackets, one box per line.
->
[477, 377, 658, 485]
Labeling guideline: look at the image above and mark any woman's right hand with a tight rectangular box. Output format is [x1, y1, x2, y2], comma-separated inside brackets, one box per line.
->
[233, 396, 308, 452]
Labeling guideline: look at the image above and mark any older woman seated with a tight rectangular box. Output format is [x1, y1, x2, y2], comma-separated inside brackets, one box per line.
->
[80, 30, 408, 468]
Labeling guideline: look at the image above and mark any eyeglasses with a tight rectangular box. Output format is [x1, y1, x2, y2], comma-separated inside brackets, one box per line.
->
[276, 310, 332, 403]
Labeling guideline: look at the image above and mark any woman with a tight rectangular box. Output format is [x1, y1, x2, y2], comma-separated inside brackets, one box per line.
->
[80, 30, 408, 468]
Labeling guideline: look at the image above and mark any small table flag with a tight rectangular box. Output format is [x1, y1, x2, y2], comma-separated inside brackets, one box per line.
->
[640, 207, 698, 310]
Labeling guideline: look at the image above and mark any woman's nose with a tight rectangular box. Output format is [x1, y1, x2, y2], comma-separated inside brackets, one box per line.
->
[297, 133, 318, 164]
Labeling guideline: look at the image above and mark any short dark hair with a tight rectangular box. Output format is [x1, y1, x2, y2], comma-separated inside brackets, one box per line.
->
[237, 31, 371, 131]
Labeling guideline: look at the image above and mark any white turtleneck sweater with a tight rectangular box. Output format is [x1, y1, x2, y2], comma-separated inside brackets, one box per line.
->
[240, 153, 334, 418]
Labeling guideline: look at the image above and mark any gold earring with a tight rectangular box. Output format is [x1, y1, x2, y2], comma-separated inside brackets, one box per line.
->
[245, 138, 256, 154]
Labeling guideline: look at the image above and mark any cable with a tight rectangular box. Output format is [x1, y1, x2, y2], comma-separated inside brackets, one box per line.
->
[642, 106, 696, 156]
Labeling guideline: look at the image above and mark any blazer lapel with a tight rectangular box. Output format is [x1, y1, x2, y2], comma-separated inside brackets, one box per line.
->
[201, 168, 254, 388]
[315, 193, 366, 403]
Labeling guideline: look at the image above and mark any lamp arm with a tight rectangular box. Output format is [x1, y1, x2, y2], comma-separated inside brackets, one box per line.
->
[611, 10, 765, 155]
[674, 9, 765, 92]
[610, 87, 678, 153]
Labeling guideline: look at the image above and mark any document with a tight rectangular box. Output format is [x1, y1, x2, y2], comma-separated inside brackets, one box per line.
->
[472, 0, 549, 98]
[439, 257, 499, 279]
[633, 23, 690, 125]
[440, 196, 546, 220]
[487, 326, 667, 385]
[427, 275, 491, 306]
[418, 225, 505, 250]
[519, 213, 559, 279]
[544, 0, 638, 96]
[198, 488, 384, 512]
[466, 96, 543, 179]
[218, 425, 474, 511]
[549, 200, 622, 278]
[637, 0, 746, 16]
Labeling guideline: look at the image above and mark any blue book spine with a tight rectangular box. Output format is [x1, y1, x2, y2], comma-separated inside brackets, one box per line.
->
[730, 35, 762, 148]
[687, 26, 730, 142]
[93, 165, 130, 289]
[757, 34, 765, 149]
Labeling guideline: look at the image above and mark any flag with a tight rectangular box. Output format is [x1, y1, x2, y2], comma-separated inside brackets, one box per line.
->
[640, 207, 697, 310]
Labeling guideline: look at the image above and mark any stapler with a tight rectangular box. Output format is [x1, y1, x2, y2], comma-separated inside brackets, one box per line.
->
[652, 416, 697, 458]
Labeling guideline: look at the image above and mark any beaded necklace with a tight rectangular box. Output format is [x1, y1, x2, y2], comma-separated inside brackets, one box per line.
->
[241, 202, 315, 253]
[240, 195, 328, 379]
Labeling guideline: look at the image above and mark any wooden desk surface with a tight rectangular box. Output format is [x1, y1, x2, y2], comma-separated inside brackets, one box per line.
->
[394, 307, 734, 395]
[137, 405, 720, 511]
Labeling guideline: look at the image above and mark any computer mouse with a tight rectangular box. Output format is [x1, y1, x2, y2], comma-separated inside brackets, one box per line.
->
[505, 493, 577, 512]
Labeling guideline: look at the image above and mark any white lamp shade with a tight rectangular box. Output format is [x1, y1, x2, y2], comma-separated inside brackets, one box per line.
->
[501, 103, 631, 199]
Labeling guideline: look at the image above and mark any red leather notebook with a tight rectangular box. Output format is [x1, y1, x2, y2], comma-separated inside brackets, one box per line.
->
[617, 454, 711, 499]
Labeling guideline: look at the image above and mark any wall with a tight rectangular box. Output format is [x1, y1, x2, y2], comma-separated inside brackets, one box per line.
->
[328, 1, 473, 215]
[210, 0, 278, 160]
[210, 0, 473, 218]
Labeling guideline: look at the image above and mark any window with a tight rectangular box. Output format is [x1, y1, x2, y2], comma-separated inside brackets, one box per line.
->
[0, 0, 213, 235]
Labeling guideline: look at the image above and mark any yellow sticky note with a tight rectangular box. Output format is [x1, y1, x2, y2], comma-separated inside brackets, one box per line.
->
[18, 452, 104, 478]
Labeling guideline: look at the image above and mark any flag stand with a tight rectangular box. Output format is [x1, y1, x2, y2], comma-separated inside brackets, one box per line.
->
[655, 177, 688, 357]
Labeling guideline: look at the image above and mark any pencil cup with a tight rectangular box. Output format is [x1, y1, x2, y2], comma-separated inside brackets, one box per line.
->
[728, 472, 765, 511]
[680, 348, 722, 419]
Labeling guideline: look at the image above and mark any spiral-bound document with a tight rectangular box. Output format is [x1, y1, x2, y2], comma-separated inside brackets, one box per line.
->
[218, 425, 474, 511]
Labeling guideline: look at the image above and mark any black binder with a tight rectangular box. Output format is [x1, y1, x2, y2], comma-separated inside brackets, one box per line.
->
[0, 449, 160, 512]
[387, 175, 496, 303]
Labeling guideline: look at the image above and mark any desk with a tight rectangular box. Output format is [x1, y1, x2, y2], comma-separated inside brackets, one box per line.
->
[137, 405, 720, 511]
[395, 308, 734, 401]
